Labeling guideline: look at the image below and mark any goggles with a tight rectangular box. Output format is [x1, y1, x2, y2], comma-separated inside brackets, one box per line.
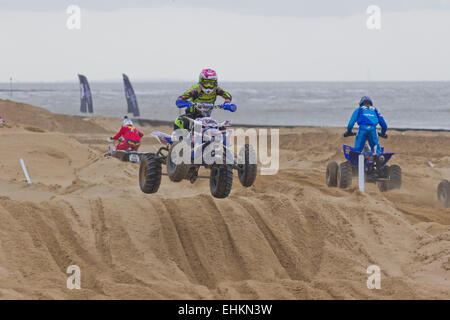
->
[201, 80, 217, 89]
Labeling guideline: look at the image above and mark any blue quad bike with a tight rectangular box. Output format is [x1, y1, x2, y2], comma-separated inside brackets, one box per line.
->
[326, 132, 402, 192]
[137, 103, 257, 199]
[438, 180, 450, 208]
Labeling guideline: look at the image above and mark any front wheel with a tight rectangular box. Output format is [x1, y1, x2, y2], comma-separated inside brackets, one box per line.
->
[210, 166, 233, 199]
[139, 154, 162, 194]
[167, 141, 189, 182]
[437, 180, 450, 208]
[238, 144, 257, 187]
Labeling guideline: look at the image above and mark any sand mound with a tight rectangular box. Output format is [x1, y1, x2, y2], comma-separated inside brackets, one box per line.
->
[0, 99, 108, 134]
[0, 101, 449, 299]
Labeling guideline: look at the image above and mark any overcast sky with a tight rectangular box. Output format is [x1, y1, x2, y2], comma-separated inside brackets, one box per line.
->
[1, 0, 450, 82]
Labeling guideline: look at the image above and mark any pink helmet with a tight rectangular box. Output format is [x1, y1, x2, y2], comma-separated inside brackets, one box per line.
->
[199, 68, 218, 94]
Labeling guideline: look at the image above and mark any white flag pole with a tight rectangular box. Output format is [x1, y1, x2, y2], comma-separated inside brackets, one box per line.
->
[20, 158, 32, 185]
[358, 154, 365, 192]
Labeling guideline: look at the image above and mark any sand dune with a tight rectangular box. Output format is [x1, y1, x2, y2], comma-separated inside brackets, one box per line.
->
[0, 99, 449, 299]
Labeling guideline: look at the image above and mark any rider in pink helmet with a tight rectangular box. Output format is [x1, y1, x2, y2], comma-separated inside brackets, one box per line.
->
[174, 68, 234, 130]
[199, 68, 219, 94]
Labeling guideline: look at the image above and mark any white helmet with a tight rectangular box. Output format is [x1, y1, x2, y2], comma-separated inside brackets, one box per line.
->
[123, 116, 133, 127]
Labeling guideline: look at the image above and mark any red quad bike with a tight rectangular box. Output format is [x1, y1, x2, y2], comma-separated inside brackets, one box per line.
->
[104, 137, 143, 164]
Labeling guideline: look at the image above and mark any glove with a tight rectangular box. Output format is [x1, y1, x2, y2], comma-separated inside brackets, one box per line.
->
[343, 131, 353, 137]
[223, 103, 237, 112]
[176, 100, 193, 109]
[379, 132, 388, 139]
[107, 137, 114, 142]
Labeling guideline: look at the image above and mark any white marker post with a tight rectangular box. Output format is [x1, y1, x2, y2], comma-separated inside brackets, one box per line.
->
[358, 154, 365, 192]
[20, 158, 32, 185]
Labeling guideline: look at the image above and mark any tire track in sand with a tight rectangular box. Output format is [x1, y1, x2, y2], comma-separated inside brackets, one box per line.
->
[199, 195, 251, 281]
[235, 197, 305, 281]
[89, 198, 113, 266]
[160, 199, 216, 288]
[150, 197, 213, 288]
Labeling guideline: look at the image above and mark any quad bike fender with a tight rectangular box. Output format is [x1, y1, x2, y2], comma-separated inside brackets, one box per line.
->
[348, 151, 393, 168]
[343, 145, 353, 161]
[152, 131, 173, 145]
[344, 145, 393, 168]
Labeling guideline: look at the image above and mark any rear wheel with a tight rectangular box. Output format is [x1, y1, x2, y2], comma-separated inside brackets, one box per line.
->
[388, 165, 402, 190]
[437, 180, 450, 208]
[378, 165, 402, 192]
[139, 154, 162, 194]
[351, 166, 358, 177]
[377, 180, 389, 192]
[338, 162, 353, 189]
[238, 144, 257, 187]
[326, 161, 338, 187]
[210, 166, 233, 198]
[167, 142, 189, 182]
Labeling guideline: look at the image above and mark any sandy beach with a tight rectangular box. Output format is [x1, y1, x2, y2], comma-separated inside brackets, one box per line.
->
[0, 99, 449, 299]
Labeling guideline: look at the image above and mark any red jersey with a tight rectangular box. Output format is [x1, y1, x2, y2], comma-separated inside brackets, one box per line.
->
[112, 125, 143, 150]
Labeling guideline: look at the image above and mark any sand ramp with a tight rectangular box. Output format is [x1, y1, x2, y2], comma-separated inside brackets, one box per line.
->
[0, 100, 449, 299]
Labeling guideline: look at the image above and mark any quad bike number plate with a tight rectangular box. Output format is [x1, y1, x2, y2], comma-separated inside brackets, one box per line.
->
[129, 154, 140, 163]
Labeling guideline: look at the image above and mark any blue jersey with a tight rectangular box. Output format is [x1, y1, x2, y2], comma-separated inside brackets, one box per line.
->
[347, 105, 387, 134]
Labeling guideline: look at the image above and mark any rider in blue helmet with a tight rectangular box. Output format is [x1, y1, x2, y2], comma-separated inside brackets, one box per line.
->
[344, 96, 388, 155]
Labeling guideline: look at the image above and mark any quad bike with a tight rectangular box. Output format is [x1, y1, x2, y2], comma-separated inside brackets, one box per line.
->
[104, 137, 143, 164]
[326, 132, 402, 192]
[138, 103, 257, 199]
[437, 180, 449, 208]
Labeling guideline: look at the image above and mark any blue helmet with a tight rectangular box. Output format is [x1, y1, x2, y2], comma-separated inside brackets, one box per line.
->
[359, 96, 373, 106]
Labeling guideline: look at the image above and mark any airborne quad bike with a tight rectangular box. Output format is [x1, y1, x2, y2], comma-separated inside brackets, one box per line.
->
[437, 180, 450, 208]
[138, 103, 257, 199]
[326, 132, 402, 192]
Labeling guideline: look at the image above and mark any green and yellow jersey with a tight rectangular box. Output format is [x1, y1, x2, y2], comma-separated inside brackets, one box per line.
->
[178, 84, 232, 115]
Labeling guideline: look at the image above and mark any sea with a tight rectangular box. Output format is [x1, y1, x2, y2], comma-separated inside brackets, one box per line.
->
[0, 81, 449, 130]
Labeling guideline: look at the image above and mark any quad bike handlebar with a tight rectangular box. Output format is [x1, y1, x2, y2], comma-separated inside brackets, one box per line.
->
[107, 137, 124, 143]
[343, 131, 356, 137]
[344, 131, 388, 139]
[177, 100, 237, 113]
[178, 115, 232, 129]
[195, 102, 237, 113]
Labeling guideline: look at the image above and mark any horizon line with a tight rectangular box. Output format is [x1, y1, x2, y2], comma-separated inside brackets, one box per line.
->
[2, 79, 450, 84]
